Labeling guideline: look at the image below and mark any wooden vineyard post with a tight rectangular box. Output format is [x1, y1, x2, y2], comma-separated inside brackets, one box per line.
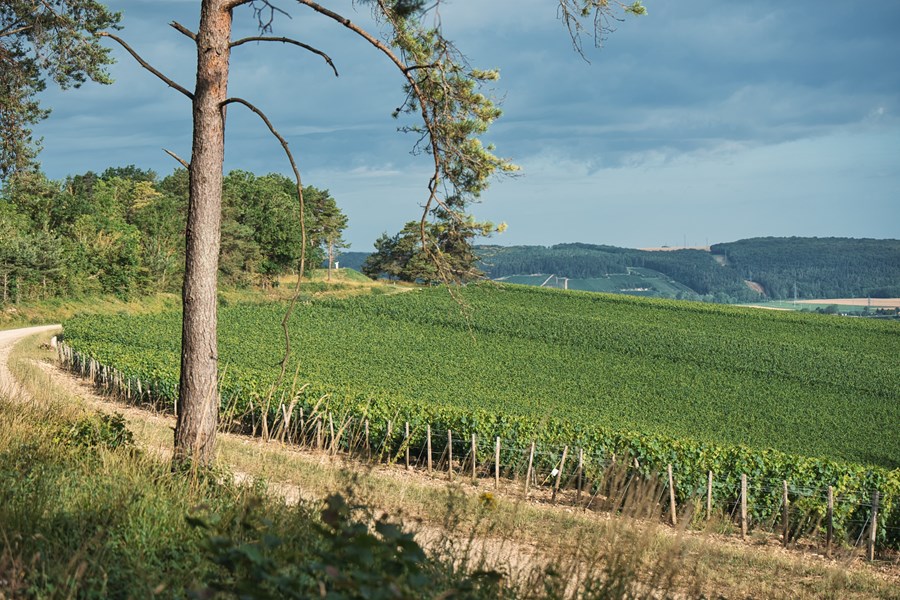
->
[826, 485, 834, 558]
[328, 413, 335, 454]
[576, 448, 584, 506]
[364, 419, 370, 460]
[552, 445, 568, 503]
[524, 441, 535, 496]
[782, 480, 790, 547]
[471, 433, 477, 482]
[494, 437, 501, 489]
[668, 464, 677, 526]
[447, 429, 454, 481]
[315, 418, 322, 450]
[868, 490, 880, 562]
[426, 425, 433, 473]
[386, 419, 392, 460]
[298, 408, 305, 447]
[404, 422, 410, 470]
[707, 471, 713, 521]
[741, 474, 748, 539]
[290, 406, 300, 445]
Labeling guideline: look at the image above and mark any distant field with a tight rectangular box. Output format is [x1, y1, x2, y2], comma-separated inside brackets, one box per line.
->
[496, 268, 694, 298]
[795, 298, 900, 308]
[746, 298, 900, 313]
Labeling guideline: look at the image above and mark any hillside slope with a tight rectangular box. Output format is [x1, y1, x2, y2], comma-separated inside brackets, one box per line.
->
[476, 237, 900, 302]
[711, 237, 900, 299]
[63, 284, 900, 468]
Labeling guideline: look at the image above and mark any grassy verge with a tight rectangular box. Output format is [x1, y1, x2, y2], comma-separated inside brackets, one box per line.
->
[0, 269, 397, 330]
[6, 333, 898, 599]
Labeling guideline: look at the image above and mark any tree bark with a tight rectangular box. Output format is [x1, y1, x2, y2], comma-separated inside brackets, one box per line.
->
[174, 0, 232, 468]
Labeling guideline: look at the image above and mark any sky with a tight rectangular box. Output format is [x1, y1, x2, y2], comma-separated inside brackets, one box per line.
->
[31, 0, 900, 251]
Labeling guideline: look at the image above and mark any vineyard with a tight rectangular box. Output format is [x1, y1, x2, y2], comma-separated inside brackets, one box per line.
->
[61, 283, 900, 545]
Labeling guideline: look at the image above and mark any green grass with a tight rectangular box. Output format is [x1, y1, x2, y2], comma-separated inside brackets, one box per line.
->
[0, 371, 514, 599]
[2, 334, 726, 600]
[60, 284, 900, 543]
[5, 338, 898, 599]
[63, 284, 900, 468]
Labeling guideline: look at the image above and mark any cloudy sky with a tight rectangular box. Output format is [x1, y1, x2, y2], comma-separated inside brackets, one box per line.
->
[33, 0, 900, 250]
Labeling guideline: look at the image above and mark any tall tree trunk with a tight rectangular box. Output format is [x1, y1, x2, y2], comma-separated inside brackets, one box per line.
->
[174, 0, 232, 468]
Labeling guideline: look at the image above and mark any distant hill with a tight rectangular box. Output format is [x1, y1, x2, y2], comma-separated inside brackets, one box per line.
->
[476, 237, 900, 303]
[710, 237, 900, 299]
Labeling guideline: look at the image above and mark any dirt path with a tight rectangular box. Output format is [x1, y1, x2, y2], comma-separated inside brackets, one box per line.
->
[0, 324, 61, 400]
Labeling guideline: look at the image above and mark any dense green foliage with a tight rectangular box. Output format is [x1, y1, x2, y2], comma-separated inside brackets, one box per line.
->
[63, 284, 900, 541]
[0, 167, 346, 303]
[0, 396, 508, 598]
[711, 237, 900, 299]
[477, 238, 900, 303]
[362, 217, 492, 283]
[0, 0, 120, 180]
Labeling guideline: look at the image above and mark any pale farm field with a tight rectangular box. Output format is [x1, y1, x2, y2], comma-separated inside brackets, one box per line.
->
[794, 298, 900, 308]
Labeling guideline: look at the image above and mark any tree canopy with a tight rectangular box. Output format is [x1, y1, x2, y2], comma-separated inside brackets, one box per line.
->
[0, 166, 347, 303]
[0, 0, 120, 180]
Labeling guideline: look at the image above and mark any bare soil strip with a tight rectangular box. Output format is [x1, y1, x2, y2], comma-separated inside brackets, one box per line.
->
[794, 298, 900, 307]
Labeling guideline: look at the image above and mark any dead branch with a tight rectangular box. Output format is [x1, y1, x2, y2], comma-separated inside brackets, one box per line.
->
[293, 1, 448, 230]
[231, 36, 339, 77]
[220, 96, 307, 393]
[99, 32, 194, 99]
[169, 21, 197, 42]
[163, 148, 190, 169]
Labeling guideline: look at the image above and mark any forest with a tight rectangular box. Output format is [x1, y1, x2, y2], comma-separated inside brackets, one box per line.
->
[0, 166, 346, 304]
[710, 237, 900, 299]
[475, 239, 900, 302]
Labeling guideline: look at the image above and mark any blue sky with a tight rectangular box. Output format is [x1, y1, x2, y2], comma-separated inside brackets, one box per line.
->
[32, 0, 900, 250]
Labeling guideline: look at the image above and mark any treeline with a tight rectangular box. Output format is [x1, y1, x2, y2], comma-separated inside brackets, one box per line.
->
[477, 243, 760, 302]
[711, 237, 900, 299]
[0, 166, 346, 304]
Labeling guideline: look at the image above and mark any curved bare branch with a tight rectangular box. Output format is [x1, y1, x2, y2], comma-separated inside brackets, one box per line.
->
[99, 32, 194, 99]
[230, 36, 339, 77]
[220, 96, 307, 390]
[292, 1, 445, 214]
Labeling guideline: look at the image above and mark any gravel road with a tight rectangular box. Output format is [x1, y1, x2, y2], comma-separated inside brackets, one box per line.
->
[0, 324, 62, 400]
